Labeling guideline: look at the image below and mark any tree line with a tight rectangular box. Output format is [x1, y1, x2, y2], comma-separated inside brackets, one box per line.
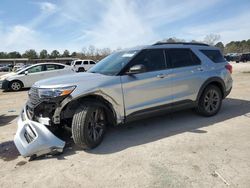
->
[0, 35, 250, 60]
[159, 34, 250, 55]
[215, 40, 250, 54]
[0, 45, 112, 61]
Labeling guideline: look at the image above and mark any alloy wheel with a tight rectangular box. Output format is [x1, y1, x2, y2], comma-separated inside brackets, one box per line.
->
[204, 89, 220, 113]
[11, 82, 21, 91]
[87, 108, 106, 141]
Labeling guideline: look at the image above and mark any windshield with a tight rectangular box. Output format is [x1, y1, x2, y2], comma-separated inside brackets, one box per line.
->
[15, 65, 31, 73]
[88, 50, 139, 75]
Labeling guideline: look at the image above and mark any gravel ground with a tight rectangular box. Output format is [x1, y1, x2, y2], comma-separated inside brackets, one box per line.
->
[0, 62, 250, 188]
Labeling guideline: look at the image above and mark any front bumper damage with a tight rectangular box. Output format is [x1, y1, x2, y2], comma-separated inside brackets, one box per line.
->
[14, 107, 65, 157]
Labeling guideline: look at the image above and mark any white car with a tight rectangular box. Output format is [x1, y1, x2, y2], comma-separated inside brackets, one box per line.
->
[71, 59, 96, 72]
[0, 63, 74, 91]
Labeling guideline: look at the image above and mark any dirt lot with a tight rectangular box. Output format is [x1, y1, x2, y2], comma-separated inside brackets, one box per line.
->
[0, 63, 250, 188]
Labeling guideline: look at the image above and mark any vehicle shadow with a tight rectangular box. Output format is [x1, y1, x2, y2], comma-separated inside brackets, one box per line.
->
[0, 141, 20, 161]
[2, 88, 30, 93]
[0, 114, 18, 126]
[86, 97, 250, 155]
[37, 97, 250, 160]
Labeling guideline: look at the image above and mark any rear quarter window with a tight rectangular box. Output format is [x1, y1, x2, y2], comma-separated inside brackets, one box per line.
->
[55, 65, 65, 69]
[200, 50, 226, 63]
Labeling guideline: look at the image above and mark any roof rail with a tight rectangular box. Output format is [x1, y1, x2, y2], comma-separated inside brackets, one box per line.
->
[153, 42, 209, 46]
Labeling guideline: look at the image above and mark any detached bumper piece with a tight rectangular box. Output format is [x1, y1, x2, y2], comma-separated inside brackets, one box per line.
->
[14, 107, 65, 158]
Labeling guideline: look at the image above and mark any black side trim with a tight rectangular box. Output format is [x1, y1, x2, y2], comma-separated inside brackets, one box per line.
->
[196, 77, 226, 101]
[126, 100, 196, 123]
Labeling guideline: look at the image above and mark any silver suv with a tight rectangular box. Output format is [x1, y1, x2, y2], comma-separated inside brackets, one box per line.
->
[14, 42, 233, 157]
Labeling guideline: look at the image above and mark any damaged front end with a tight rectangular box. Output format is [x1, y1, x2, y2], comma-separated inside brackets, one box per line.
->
[14, 86, 75, 157]
[14, 107, 65, 157]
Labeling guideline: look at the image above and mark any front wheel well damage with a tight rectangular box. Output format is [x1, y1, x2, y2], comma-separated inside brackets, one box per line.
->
[60, 95, 117, 127]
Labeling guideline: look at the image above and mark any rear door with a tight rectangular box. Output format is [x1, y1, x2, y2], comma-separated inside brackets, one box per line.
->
[166, 48, 204, 103]
[121, 49, 173, 117]
[44, 64, 66, 77]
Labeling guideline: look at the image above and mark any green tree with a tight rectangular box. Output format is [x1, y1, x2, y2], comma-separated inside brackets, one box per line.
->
[39, 49, 48, 59]
[215, 42, 225, 53]
[50, 50, 60, 58]
[0, 52, 8, 58]
[7, 51, 21, 58]
[22, 49, 38, 59]
[71, 52, 77, 57]
[62, 50, 70, 57]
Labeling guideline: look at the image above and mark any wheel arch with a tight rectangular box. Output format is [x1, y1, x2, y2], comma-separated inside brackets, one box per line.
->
[8, 79, 24, 88]
[196, 77, 226, 102]
[78, 67, 85, 72]
[61, 94, 117, 126]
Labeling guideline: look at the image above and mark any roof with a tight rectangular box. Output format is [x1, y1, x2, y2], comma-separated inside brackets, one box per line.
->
[124, 42, 215, 52]
[29, 62, 67, 66]
[153, 42, 209, 46]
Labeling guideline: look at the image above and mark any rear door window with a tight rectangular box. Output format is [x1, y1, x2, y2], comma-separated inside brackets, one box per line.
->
[167, 49, 201, 68]
[45, 64, 65, 71]
[55, 65, 65, 69]
[27, 65, 44, 73]
[200, 50, 226, 63]
[83, 61, 89, 65]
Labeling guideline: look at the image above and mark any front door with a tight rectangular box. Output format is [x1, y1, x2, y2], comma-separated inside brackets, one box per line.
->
[121, 49, 172, 118]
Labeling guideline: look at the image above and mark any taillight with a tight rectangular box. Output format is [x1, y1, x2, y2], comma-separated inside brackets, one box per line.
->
[225, 64, 232, 74]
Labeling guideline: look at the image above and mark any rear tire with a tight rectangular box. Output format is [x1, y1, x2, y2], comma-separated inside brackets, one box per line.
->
[72, 104, 107, 149]
[9, 80, 23, 91]
[196, 85, 222, 117]
[78, 67, 85, 72]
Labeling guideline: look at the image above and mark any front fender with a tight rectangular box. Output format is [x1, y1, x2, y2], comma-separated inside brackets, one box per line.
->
[53, 90, 124, 125]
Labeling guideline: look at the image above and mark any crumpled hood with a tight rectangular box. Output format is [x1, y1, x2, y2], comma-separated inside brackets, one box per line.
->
[0, 72, 17, 80]
[34, 72, 111, 88]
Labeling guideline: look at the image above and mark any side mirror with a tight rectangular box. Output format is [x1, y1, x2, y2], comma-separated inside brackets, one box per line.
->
[126, 64, 146, 75]
[25, 71, 28, 75]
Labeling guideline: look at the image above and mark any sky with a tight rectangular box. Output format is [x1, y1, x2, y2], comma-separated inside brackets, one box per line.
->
[0, 0, 250, 53]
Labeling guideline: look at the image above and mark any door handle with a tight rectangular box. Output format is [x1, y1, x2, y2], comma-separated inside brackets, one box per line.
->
[157, 74, 167, 78]
[197, 67, 204, 71]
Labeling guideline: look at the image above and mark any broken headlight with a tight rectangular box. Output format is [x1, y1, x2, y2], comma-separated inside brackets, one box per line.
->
[38, 86, 76, 99]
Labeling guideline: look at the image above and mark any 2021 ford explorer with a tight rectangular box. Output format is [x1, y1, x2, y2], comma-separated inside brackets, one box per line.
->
[14, 42, 233, 157]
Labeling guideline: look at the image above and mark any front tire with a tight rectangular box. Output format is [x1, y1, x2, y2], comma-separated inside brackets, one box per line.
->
[10, 81, 23, 91]
[196, 85, 222, 116]
[72, 104, 107, 149]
